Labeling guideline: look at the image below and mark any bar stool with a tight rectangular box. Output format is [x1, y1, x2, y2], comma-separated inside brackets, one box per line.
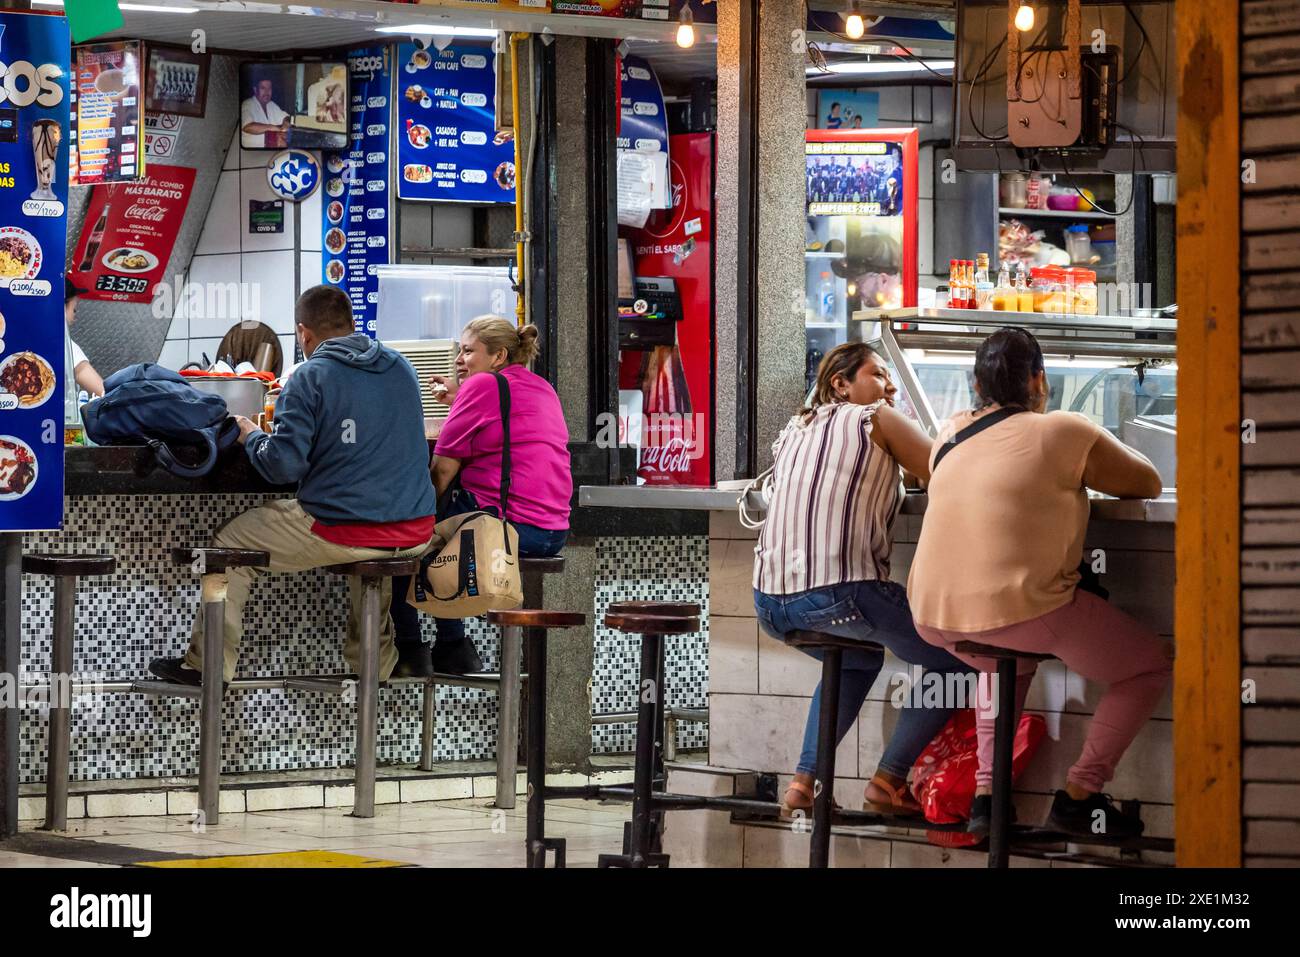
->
[953, 640, 1056, 869]
[23, 554, 116, 832]
[169, 547, 269, 826]
[605, 600, 702, 795]
[485, 609, 587, 869]
[325, 557, 420, 818]
[784, 629, 888, 868]
[598, 605, 700, 868]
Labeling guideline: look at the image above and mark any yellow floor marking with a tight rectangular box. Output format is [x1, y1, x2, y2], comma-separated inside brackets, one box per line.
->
[141, 850, 408, 868]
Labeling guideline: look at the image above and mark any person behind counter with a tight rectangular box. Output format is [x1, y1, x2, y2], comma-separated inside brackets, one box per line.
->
[64, 278, 105, 397]
[149, 284, 436, 687]
[752, 342, 975, 817]
[389, 316, 572, 678]
[907, 327, 1170, 838]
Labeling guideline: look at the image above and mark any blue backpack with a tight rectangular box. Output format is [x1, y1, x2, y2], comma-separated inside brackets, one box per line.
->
[82, 364, 241, 478]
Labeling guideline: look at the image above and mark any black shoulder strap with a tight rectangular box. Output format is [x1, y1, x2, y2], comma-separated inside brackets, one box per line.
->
[493, 371, 511, 523]
[931, 406, 1026, 473]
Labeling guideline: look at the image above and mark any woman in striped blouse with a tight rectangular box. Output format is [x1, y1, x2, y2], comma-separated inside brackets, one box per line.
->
[753, 342, 973, 816]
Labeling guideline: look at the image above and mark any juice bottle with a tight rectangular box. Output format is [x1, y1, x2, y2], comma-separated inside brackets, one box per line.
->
[992, 262, 1014, 310]
[1015, 262, 1034, 312]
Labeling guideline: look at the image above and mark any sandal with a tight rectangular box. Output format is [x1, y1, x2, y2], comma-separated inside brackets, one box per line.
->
[778, 779, 841, 820]
[863, 774, 922, 817]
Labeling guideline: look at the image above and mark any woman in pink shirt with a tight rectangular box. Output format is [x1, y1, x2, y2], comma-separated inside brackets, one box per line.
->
[391, 316, 572, 677]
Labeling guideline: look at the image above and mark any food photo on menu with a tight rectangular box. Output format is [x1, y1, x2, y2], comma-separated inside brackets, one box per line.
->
[239, 60, 348, 150]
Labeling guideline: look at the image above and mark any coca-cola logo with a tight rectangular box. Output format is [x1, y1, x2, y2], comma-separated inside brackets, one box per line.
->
[124, 204, 167, 221]
[640, 437, 696, 474]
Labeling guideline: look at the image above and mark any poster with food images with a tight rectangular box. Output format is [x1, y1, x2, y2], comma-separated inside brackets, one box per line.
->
[72, 40, 143, 186]
[0, 12, 70, 529]
[320, 47, 391, 337]
[396, 42, 516, 204]
[69, 165, 195, 303]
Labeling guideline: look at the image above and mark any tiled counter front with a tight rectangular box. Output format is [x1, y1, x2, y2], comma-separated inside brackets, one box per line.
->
[706, 510, 1175, 865]
[17, 495, 709, 783]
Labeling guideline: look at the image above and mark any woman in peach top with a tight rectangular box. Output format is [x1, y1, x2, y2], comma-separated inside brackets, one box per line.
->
[907, 328, 1172, 839]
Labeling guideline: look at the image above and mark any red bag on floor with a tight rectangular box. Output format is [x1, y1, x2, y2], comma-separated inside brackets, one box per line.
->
[910, 708, 1047, 848]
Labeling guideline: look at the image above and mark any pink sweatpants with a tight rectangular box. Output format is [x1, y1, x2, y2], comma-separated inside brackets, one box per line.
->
[916, 589, 1173, 793]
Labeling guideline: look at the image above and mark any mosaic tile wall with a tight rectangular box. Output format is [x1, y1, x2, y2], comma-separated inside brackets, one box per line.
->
[591, 534, 710, 754]
[16, 495, 709, 783]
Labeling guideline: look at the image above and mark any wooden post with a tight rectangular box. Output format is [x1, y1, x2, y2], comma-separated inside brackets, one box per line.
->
[1174, 0, 1241, 867]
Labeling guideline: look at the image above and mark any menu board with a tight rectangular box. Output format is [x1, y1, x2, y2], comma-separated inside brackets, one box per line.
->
[71, 40, 142, 186]
[321, 47, 392, 336]
[395, 42, 515, 204]
[0, 13, 71, 531]
[69, 165, 196, 303]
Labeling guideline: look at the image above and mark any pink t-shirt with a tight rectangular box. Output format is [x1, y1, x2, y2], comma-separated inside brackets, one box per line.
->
[434, 365, 572, 530]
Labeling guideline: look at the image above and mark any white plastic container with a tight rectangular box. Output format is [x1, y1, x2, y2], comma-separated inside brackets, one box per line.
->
[375, 264, 519, 342]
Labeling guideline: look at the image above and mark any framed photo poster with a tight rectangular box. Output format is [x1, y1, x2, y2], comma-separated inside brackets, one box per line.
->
[145, 43, 209, 117]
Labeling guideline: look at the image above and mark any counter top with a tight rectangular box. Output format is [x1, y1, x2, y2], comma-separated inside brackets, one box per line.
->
[578, 484, 1178, 524]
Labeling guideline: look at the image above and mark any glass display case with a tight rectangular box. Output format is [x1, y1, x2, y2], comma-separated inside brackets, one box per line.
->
[863, 307, 1178, 490]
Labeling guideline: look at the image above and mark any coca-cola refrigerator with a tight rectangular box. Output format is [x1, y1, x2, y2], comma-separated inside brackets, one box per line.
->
[619, 131, 714, 486]
[804, 127, 918, 391]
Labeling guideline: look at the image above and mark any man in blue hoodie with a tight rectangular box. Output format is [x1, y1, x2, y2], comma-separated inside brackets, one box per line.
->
[150, 285, 437, 687]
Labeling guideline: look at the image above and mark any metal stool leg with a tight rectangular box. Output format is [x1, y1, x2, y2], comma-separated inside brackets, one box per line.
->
[42, 575, 76, 831]
[621, 633, 663, 868]
[988, 656, 1018, 869]
[810, 648, 842, 868]
[353, 576, 381, 818]
[525, 627, 548, 867]
[418, 680, 436, 772]
[198, 574, 225, 827]
[495, 624, 522, 809]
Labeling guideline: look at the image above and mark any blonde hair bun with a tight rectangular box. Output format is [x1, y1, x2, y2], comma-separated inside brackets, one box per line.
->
[464, 315, 540, 367]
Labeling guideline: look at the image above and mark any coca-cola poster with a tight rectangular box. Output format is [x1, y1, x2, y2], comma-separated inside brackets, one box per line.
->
[620, 132, 714, 486]
[70, 164, 195, 303]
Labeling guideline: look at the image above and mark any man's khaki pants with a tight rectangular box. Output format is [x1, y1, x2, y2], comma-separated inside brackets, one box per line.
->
[185, 499, 429, 683]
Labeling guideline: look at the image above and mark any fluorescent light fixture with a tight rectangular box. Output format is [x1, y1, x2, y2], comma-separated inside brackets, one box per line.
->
[32, 0, 199, 9]
[374, 24, 499, 38]
[807, 59, 954, 76]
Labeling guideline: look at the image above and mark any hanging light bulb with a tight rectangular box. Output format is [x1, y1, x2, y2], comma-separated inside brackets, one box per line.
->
[845, 2, 865, 40]
[676, 4, 696, 48]
[1014, 3, 1035, 32]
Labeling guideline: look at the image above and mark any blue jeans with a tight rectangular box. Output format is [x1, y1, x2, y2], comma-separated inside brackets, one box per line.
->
[754, 580, 975, 778]
[391, 487, 568, 646]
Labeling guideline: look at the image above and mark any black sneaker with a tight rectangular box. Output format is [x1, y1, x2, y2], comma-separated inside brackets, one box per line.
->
[1046, 789, 1145, 840]
[392, 641, 435, 679]
[431, 639, 484, 676]
[148, 656, 226, 691]
[966, 794, 1018, 835]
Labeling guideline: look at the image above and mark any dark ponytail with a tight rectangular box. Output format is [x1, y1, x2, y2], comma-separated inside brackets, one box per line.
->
[972, 327, 1045, 411]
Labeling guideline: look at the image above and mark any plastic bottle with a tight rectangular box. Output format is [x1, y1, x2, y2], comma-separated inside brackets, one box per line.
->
[975, 253, 993, 310]
[1015, 262, 1034, 312]
[992, 261, 1015, 310]
[818, 272, 835, 321]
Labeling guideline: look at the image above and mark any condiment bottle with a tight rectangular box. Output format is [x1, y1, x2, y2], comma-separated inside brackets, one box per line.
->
[1015, 262, 1034, 312]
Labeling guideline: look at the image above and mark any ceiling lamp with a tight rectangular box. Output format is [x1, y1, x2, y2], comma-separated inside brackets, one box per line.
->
[1014, 3, 1035, 32]
[676, 4, 696, 49]
[845, 2, 865, 40]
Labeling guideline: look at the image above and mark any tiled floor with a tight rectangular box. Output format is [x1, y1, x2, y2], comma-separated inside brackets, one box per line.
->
[8, 797, 634, 868]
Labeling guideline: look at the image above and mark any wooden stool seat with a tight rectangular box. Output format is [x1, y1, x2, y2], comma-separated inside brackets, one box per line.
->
[785, 629, 883, 653]
[953, 641, 1056, 663]
[519, 556, 566, 575]
[171, 547, 270, 574]
[325, 557, 420, 577]
[22, 554, 116, 577]
[604, 611, 699, 635]
[608, 600, 701, 618]
[487, 609, 586, 629]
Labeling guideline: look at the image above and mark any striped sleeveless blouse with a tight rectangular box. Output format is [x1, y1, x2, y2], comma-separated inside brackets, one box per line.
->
[752, 401, 904, 595]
